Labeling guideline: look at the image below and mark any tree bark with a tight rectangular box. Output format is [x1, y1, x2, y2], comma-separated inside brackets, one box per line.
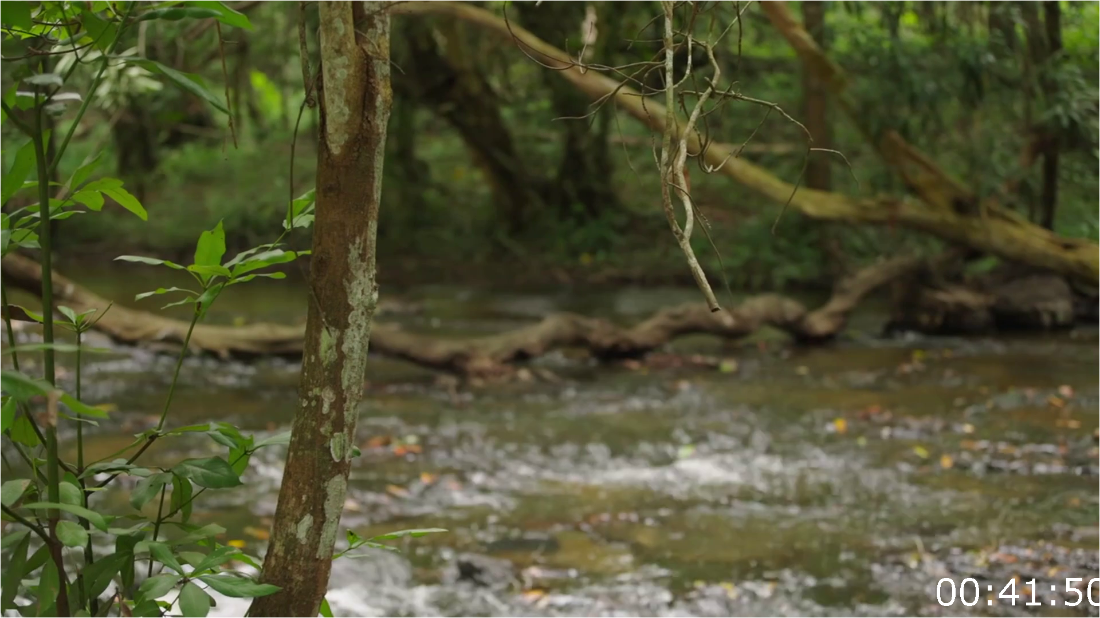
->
[392, 19, 540, 235]
[389, 2, 1098, 284]
[1038, 0, 1061, 230]
[515, 1, 621, 223]
[2, 250, 924, 378]
[248, 3, 390, 616]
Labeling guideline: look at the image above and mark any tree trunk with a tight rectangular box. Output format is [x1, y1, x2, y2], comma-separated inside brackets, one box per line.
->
[393, 19, 539, 236]
[799, 0, 844, 275]
[249, 3, 390, 616]
[1038, 0, 1061, 230]
[515, 1, 621, 223]
[389, 2, 1098, 284]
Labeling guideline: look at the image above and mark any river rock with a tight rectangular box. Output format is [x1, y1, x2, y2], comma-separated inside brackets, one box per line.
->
[442, 553, 518, 590]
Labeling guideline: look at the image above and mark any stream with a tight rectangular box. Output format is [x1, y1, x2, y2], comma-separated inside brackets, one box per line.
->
[4, 268, 1098, 617]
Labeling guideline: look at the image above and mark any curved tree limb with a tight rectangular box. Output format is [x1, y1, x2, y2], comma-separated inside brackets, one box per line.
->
[2, 252, 921, 378]
[389, 2, 1098, 284]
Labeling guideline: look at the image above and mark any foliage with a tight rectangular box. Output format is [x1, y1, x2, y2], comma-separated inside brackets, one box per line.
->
[1, 3, 443, 616]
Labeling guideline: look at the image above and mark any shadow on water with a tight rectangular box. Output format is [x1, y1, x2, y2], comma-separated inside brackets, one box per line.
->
[4, 272, 1098, 617]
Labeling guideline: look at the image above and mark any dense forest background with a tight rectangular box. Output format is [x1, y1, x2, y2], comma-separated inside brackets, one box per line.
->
[4, 1, 1099, 289]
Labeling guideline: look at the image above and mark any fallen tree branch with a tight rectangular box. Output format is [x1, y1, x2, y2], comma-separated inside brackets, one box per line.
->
[2, 252, 921, 378]
[389, 2, 1098, 284]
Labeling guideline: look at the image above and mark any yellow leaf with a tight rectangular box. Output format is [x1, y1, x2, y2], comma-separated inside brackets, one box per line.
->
[962, 423, 975, 434]
[912, 445, 930, 459]
[420, 472, 438, 485]
[795, 365, 809, 376]
[385, 484, 409, 498]
[911, 349, 926, 361]
[833, 418, 848, 434]
[244, 526, 270, 540]
[1048, 395, 1065, 408]
[521, 589, 547, 602]
[227, 539, 246, 548]
[939, 454, 954, 469]
[94, 403, 119, 413]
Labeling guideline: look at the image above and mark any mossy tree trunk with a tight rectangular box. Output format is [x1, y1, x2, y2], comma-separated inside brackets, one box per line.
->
[249, 3, 391, 616]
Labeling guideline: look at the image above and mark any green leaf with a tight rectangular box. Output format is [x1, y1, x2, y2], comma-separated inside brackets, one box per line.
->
[0, 528, 28, 549]
[187, 1, 253, 30]
[56, 520, 89, 547]
[369, 528, 448, 541]
[1, 370, 52, 401]
[170, 474, 193, 523]
[1, 2, 33, 30]
[128, 59, 229, 114]
[179, 581, 211, 617]
[194, 221, 226, 268]
[0, 533, 29, 609]
[116, 255, 185, 269]
[197, 573, 280, 598]
[148, 541, 185, 574]
[136, 572, 180, 603]
[67, 152, 104, 191]
[137, 7, 221, 22]
[0, 479, 30, 507]
[162, 296, 198, 310]
[131, 472, 170, 510]
[58, 305, 79, 325]
[320, 597, 334, 618]
[72, 188, 105, 211]
[229, 249, 297, 276]
[190, 545, 240, 574]
[37, 559, 59, 615]
[1, 397, 14, 432]
[4, 304, 43, 323]
[83, 551, 128, 601]
[102, 185, 148, 220]
[58, 481, 82, 506]
[78, 8, 119, 51]
[254, 431, 291, 450]
[229, 272, 287, 285]
[9, 414, 39, 447]
[135, 287, 198, 301]
[187, 264, 232, 279]
[60, 393, 110, 418]
[2, 139, 36, 205]
[172, 457, 241, 489]
[195, 284, 224, 319]
[23, 502, 110, 531]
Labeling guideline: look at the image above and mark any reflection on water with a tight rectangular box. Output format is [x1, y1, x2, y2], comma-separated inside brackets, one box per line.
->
[4, 274, 1098, 617]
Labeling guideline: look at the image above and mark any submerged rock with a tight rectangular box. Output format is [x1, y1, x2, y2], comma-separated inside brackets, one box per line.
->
[443, 553, 518, 590]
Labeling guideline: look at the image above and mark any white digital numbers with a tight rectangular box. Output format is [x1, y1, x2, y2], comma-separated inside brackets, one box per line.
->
[937, 577, 1100, 608]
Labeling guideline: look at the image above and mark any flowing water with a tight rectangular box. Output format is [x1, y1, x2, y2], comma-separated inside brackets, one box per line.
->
[4, 268, 1099, 617]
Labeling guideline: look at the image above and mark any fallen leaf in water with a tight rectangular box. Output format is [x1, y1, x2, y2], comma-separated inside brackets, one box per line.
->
[365, 435, 391, 449]
[795, 366, 809, 376]
[677, 444, 696, 459]
[960, 439, 979, 450]
[420, 472, 438, 485]
[1055, 418, 1081, 429]
[720, 582, 740, 599]
[343, 497, 361, 512]
[1048, 395, 1066, 408]
[912, 349, 926, 361]
[1058, 385, 1074, 398]
[912, 445, 930, 459]
[939, 454, 954, 469]
[962, 423, 975, 434]
[227, 539, 246, 548]
[718, 359, 738, 374]
[521, 589, 547, 602]
[622, 359, 642, 371]
[856, 436, 867, 447]
[386, 484, 409, 498]
[833, 418, 848, 435]
[991, 552, 1018, 564]
[244, 526, 269, 540]
[393, 444, 422, 456]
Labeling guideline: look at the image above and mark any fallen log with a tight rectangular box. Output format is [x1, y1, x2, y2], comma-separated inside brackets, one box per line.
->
[390, 2, 1098, 284]
[2, 252, 920, 378]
